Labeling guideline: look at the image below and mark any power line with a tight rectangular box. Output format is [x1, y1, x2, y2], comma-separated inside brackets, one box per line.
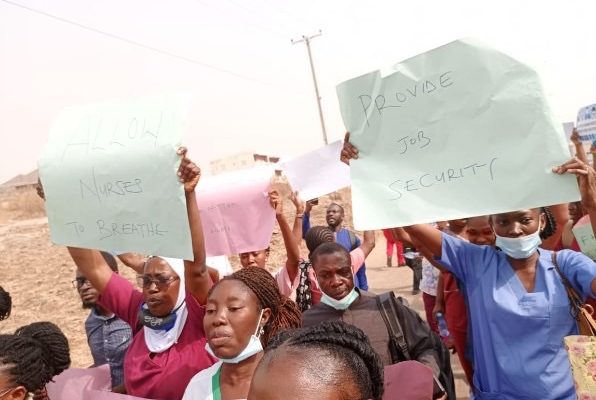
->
[0, 0, 274, 86]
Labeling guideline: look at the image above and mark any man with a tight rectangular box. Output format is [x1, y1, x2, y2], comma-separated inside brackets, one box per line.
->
[303, 200, 369, 290]
[302, 242, 455, 399]
[74, 252, 132, 390]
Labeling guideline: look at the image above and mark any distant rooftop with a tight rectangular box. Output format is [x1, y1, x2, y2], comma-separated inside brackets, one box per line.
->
[0, 169, 38, 188]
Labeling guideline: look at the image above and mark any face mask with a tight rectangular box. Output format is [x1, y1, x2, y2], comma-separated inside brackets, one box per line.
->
[320, 288, 359, 310]
[495, 222, 542, 259]
[205, 309, 264, 364]
[138, 301, 185, 331]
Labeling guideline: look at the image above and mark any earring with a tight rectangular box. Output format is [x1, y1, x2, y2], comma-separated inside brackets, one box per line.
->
[258, 326, 265, 336]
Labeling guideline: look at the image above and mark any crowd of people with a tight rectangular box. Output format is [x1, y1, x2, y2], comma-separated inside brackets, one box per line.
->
[1, 128, 595, 400]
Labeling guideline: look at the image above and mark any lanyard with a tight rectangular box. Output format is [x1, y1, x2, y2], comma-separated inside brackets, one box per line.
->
[211, 365, 222, 400]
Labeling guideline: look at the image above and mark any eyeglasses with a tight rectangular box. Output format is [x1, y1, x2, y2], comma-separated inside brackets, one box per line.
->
[137, 275, 179, 289]
[0, 386, 16, 397]
[72, 277, 90, 289]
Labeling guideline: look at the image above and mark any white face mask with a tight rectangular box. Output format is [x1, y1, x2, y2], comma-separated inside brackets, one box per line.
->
[495, 222, 542, 259]
[205, 309, 264, 364]
[320, 288, 359, 310]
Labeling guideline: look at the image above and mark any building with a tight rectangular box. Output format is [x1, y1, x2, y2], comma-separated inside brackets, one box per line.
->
[0, 169, 39, 193]
[210, 152, 280, 175]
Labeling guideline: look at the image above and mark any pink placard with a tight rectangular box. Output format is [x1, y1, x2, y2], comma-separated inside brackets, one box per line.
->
[46, 365, 148, 399]
[196, 166, 276, 257]
[383, 361, 434, 400]
[84, 390, 148, 400]
[46, 365, 111, 399]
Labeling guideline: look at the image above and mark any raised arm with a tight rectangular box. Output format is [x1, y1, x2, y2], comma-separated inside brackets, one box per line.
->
[553, 157, 596, 235]
[178, 147, 211, 305]
[392, 227, 446, 272]
[117, 253, 147, 274]
[67, 247, 114, 293]
[403, 224, 443, 259]
[359, 230, 376, 258]
[270, 190, 301, 282]
[301, 200, 315, 240]
[289, 192, 305, 246]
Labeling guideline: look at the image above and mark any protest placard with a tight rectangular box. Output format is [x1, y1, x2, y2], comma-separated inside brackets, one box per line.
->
[337, 38, 580, 229]
[573, 214, 596, 260]
[576, 104, 596, 142]
[38, 96, 192, 259]
[46, 365, 111, 399]
[281, 140, 350, 201]
[47, 365, 149, 399]
[196, 166, 275, 256]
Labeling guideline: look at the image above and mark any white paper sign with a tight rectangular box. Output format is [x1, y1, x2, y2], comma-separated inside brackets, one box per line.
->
[281, 140, 350, 201]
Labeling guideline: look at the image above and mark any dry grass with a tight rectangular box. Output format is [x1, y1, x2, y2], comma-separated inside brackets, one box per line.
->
[0, 187, 46, 223]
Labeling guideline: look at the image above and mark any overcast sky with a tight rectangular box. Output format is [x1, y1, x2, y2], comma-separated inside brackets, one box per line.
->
[1, 0, 595, 183]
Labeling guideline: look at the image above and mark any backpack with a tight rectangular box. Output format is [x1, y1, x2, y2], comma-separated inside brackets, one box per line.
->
[376, 291, 456, 400]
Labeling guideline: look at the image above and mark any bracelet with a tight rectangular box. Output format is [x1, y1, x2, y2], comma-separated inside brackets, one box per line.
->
[295, 214, 304, 218]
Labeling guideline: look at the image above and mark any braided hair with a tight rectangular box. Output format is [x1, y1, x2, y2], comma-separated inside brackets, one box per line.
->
[0, 322, 70, 392]
[217, 267, 301, 345]
[264, 320, 384, 400]
[0, 286, 11, 321]
[540, 206, 557, 240]
[305, 226, 335, 255]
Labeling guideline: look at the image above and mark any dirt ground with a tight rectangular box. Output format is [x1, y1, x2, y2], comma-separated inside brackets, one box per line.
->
[0, 186, 469, 399]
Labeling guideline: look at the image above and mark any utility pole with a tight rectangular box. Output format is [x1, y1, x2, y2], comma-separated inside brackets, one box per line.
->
[292, 30, 328, 145]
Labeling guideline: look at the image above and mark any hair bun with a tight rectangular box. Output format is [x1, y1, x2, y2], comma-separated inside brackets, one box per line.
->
[15, 321, 71, 376]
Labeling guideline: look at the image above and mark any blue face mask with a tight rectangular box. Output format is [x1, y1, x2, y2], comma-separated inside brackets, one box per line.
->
[320, 288, 359, 310]
[205, 310, 264, 364]
[495, 222, 542, 259]
[138, 301, 185, 332]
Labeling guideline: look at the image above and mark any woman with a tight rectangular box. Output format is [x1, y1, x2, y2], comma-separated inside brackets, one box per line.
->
[65, 148, 216, 400]
[559, 201, 586, 251]
[341, 136, 596, 399]
[247, 320, 384, 400]
[238, 190, 302, 296]
[183, 267, 301, 400]
[0, 322, 70, 400]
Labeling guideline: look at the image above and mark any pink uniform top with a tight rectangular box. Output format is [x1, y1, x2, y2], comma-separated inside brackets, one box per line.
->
[275, 247, 366, 304]
[98, 273, 216, 400]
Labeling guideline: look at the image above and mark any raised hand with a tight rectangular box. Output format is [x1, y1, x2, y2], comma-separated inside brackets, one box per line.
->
[289, 191, 305, 214]
[340, 132, 359, 165]
[177, 147, 201, 193]
[269, 190, 283, 216]
[553, 157, 596, 211]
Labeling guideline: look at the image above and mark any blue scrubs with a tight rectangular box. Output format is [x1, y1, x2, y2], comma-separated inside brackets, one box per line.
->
[439, 233, 596, 399]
